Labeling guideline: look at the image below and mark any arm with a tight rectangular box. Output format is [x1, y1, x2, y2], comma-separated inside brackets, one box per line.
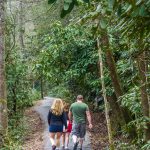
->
[62, 112, 67, 129]
[86, 110, 93, 129]
[47, 111, 51, 125]
[68, 105, 73, 121]
[68, 110, 73, 122]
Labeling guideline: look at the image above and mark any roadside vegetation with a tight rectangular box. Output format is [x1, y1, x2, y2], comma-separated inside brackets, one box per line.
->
[0, 0, 149, 149]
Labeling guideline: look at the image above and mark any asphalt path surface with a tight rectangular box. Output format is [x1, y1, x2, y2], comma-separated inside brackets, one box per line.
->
[34, 97, 91, 150]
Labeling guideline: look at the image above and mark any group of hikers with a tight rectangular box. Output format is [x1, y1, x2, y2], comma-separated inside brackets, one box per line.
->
[47, 95, 93, 150]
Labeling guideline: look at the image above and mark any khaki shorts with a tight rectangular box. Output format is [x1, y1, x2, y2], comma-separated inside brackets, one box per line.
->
[71, 123, 86, 138]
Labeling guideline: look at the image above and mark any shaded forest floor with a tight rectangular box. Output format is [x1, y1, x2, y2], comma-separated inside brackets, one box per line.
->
[23, 105, 108, 150]
[89, 112, 108, 150]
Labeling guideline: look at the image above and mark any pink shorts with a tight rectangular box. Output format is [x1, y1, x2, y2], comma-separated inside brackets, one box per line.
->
[63, 120, 72, 133]
[67, 120, 72, 132]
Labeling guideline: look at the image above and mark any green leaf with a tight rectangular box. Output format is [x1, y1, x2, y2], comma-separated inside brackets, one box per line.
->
[139, 5, 148, 17]
[48, 0, 57, 4]
[65, 0, 72, 3]
[100, 19, 107, 29]
[82, 0, 89, 3]
[117, 4, 122, 17]
[61, 1, 75, 18]
[125, 5, 132, 14]
[131, 7, 140, 17]
[108, 0, 115, 10]
[96, 4, 101, 12]
[64, 2, 70, 10]
[136, 0, 142, 6]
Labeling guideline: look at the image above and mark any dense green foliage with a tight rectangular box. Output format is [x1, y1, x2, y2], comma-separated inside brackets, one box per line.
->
[35, 22, 100, 100]
[2, 0, 149, 149]
[2, 2, 41, 149]
[46, 0, 150, 149]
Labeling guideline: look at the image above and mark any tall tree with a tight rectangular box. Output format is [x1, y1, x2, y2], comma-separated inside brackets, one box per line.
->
[0, 0, 7, 146]
[104, 37, 131, 124]
[97, 37, 115, 150]
[19, 0, 24, 49]
[101, 33, 127, 122]
[137, 51, 150, 141]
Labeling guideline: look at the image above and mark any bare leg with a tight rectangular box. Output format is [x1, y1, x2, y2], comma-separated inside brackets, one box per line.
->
[66, 132, 70, 148]
[72, 134, 78, 144]
[50, 132, 56, 146]
[79, 138, 84, 149]
[56, 132, 62, 148]
[72, 134, 79, 150]
[62, 133, 65, 147]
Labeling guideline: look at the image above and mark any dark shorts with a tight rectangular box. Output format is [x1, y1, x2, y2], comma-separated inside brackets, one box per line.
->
[49, 125, 63, 132]
[71, 123, 86, 138]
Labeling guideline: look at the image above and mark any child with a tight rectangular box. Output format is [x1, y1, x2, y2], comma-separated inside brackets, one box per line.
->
[62, 101, 72, 149]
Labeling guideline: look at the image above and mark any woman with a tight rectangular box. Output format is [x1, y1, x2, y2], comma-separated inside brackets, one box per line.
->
[48, 99, 67, 150]
[62, 101, 72, 149]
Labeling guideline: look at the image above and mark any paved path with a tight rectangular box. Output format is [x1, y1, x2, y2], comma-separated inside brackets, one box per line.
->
[34, 97, 91, 150]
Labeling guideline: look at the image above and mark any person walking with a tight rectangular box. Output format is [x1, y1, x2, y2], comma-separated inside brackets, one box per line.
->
[62, 101, 72, 150]
[48, 98, 67, 150]
[69, 95, 93, 150]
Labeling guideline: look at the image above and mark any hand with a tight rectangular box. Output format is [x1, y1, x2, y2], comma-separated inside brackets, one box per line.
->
[64, 129, 67, 132]
[89, 123, 93, 129]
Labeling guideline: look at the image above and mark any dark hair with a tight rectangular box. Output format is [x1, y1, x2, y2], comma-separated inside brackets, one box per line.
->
[63, 101, 70, 112]
[77, 95, 83, 100]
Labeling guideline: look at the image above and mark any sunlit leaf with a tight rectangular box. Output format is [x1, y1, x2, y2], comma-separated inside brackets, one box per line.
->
[65, 0, 72, 3]
[108, 0, 115, 10]
[100, 19, 107, 29]
[61, 1, 75, 18]
[125, 5, 132, 13]
[64, 2, 70, 10]
[136, 0, 142, 6]
[96, 4, 101, 12]
[139, 5, 148, 17]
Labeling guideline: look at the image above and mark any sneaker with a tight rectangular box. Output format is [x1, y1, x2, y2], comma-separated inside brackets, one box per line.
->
[52, 145, 56, 150]
[73, 142, 79, 150]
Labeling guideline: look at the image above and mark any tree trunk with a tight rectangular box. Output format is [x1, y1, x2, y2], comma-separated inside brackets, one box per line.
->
[19, 0, 24, 49]
[137, 52, 150, 141]
[97, 38, 115, 150]
[107, 94, 124, 132]
[101, 35, 125, 120]
[105, 49, 123, 97]
[0, 0, 8, 146]
[145, 50, 150, 115]
[102, 35, 131, 124]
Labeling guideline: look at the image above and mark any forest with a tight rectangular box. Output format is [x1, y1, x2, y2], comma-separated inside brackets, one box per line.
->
[0, 0, 150, 149]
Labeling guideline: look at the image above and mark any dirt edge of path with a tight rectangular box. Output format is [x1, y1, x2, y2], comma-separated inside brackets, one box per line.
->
[23, 101, 108, 150]
[23, 101, 44, 150]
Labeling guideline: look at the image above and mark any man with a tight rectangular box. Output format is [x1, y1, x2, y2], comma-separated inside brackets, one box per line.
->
[69, 95, 93, 150]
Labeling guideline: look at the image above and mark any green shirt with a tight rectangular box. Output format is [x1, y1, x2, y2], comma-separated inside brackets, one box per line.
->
[70, 102, 89, 124]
